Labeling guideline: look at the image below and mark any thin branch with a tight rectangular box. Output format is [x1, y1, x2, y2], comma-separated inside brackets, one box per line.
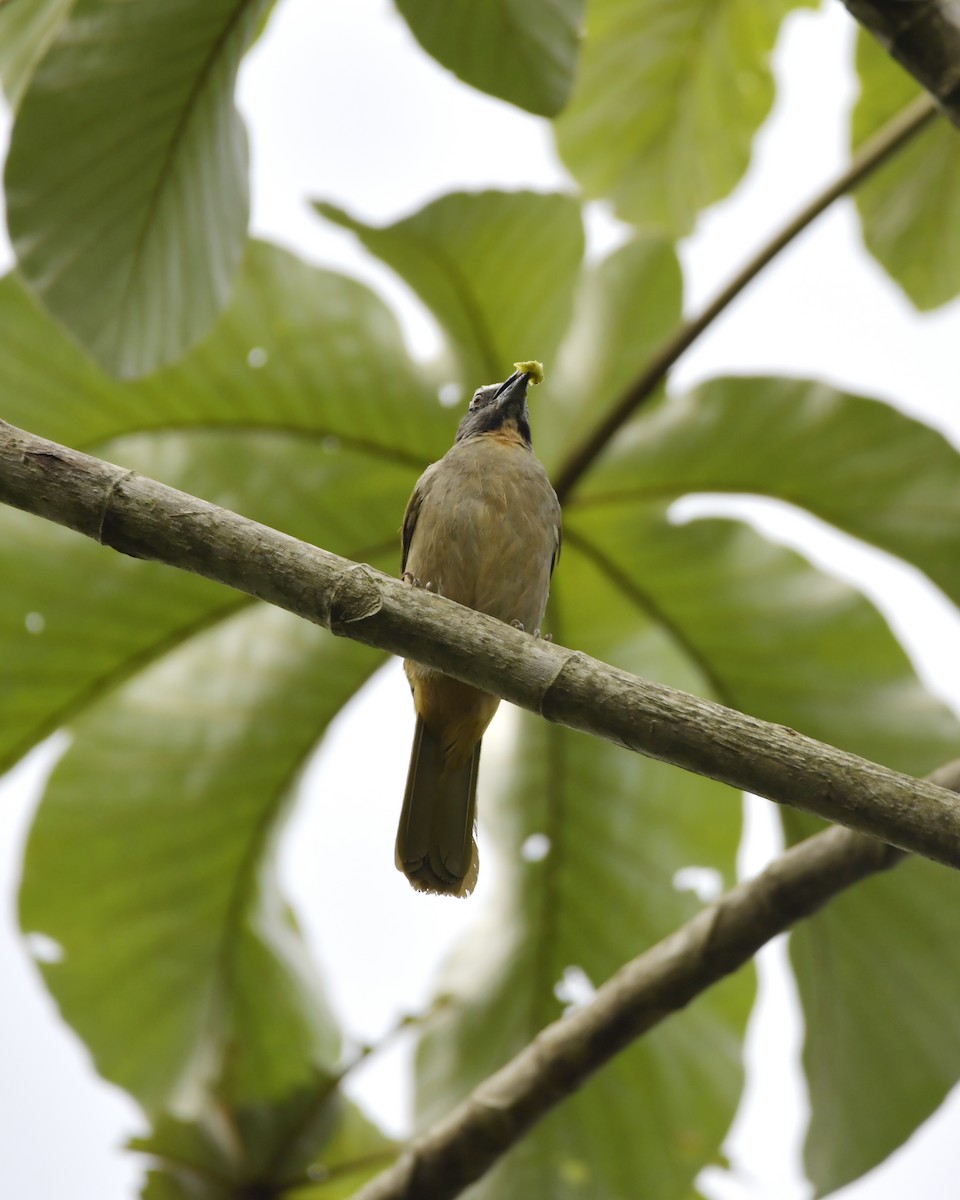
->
[840, 0, 960, 126]
[340, 996, 454, 1084]
[350, 759, 960, 1200]
[552, 92, 939, 503]
[269, 999, 451, 1186]
[3, 419, 960, 869]
[303, 1147, 400, 1189]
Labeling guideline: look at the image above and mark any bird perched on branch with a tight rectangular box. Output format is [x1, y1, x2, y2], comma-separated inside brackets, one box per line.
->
[396, 363, 562, 897]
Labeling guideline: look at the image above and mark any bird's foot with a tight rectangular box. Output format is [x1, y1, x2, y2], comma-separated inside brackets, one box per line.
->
[534, 629, 553, 642]
[511, 619, 525, 632]
[402, 572, 435, 591]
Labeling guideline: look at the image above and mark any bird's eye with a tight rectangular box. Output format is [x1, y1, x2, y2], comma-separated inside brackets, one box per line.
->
[468, 385, 498, 413]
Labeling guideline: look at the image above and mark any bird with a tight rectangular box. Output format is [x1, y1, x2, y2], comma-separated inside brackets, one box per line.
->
[395, 364, 562, 897]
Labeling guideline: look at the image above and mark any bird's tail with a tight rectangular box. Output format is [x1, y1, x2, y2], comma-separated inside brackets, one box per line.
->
[395, 715, 480, 897]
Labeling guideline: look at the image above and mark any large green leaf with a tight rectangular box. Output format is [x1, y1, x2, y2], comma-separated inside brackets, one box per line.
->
[134, 1084, 396, 1198]
[554, 0, 807, 234]
[571, 378, 960, 1192]
[394, 0, 585, 116]
[0, 241, 438, 775]
[0, 507, 241, 776]
[576, 376, 960, 611]
[789, 846, 960, 1196]
[4, 0, 273, 377]
[316, 191, 584, 390]
[19, 603, 382, 1113]
[3, 229, 439, 1188]
[853, 33, 960, 311]
[0, 0, 72, 107]
[0, 238, 436, 453]
[544, 234, 683, 465]
[565, 506, 958, 772]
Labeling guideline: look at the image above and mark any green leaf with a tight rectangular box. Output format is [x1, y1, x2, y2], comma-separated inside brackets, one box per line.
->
[0, 0, 72, 107]
[316, 191, 584, 390]
[19, 604, 383, 1114]
[0, 238, 437, 456]
[133, 1080, 396, 1197]
[133, 1109, 239, 1192]
[0, 507, 241, 776]
[576, 376, 960, 618]
[0, 241, 437, 775]
[554, 0, 808, 234]
[4, 237, 448, 1120]
[135, 1101, 398, 1200]
[141, 1172, 218, 1200]
[543, 234, 683, 465]
[853, 33, 960, 311]
[394, 0, 585, 116]
[2, 233, 450, 1120]
[789, 847, 960, 1196]
[4, 0, 273, 377]
[289, 1100, 398, 1198]
[563, 507, 958, 777]
[578, 508, 959, 1194]
[572, 377, 960, 1191]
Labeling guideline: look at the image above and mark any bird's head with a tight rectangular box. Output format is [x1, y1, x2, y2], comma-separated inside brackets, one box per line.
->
[455, 369, 536, 446]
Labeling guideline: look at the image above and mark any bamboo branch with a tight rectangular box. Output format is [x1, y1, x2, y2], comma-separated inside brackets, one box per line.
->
[3, 418, 960, 869]
[552, 92, 938, 503]
[840, 0, 960, 126]
[350, 759, 960, 1200]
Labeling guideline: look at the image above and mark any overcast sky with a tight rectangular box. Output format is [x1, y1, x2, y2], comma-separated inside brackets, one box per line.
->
[2, 2, 959, 1197]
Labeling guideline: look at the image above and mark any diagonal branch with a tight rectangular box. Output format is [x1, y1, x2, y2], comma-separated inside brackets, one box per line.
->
[3, 417, 960, 869]
[350, 758, 960, 1200]
[840, 0, 960, 126]
[552, 92, 938, 503]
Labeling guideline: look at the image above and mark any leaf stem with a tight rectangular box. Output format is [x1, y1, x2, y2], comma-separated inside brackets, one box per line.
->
[267, 998, 451, 1186]
[336, 994, 453, 1086]
[553, 92, 939, 503]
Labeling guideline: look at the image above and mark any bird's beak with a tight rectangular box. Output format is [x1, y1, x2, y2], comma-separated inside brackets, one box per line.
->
[493, 370, 530, 414]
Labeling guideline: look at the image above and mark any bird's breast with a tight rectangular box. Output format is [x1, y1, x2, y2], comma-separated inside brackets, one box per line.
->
[405, 436, 560, 632]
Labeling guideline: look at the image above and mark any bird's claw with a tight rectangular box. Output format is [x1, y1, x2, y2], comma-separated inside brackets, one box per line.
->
[511, 619, 525, 632]
[402, 571, 434, 590]
[402, 571, 439, 594]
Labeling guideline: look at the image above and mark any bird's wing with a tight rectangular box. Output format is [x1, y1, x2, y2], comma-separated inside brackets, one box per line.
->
[400, 469, 432, 573]
[550, 491, 562, 575]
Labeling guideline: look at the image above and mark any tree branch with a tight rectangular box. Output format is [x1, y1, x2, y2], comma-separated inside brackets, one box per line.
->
[3, 418, 960, 869]
[349, 758, 960, 1200]
[840, 0, 960, 126]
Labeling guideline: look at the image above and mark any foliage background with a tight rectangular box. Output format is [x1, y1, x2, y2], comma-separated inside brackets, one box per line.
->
[2, 1, 960, 1198]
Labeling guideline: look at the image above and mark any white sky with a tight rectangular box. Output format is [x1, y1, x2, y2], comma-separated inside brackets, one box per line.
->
[2, 1, 960, 1197]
